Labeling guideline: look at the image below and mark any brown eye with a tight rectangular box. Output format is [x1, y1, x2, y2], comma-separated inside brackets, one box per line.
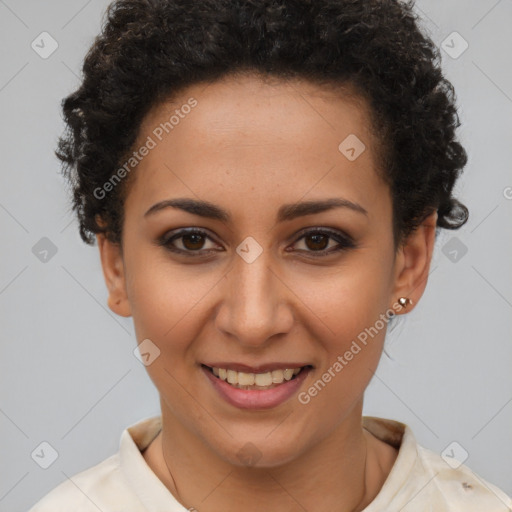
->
[181, 232, 206, 250]
[157, 227, 355, 259]
[290, 228, 356, 256]
[304, 233, 330, 251]
[158, 228, 222, 256]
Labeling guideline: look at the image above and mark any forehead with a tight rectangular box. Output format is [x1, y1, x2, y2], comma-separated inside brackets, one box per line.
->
[139, 73, 374, 150]
[126, 73, 388, 222]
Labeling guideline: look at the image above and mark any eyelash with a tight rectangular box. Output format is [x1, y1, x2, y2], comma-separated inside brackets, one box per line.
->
[157, 227, 356, 258]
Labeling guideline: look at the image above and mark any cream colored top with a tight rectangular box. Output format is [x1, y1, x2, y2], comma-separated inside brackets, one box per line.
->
[28, 415, 512, 511]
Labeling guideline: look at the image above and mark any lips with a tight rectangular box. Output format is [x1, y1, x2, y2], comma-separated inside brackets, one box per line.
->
[201, 363, 313, 409]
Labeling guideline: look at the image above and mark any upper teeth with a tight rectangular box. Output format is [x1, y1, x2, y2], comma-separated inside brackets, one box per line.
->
[212, 367, 302, 386]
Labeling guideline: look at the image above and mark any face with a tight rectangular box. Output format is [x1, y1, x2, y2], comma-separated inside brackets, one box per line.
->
[98, 72, 436, 467]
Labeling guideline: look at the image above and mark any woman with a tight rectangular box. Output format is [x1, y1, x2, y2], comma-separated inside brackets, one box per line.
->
[29, 0, 512, 510]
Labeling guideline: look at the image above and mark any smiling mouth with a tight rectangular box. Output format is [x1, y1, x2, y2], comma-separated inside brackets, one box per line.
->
[202, 364, 312, 390]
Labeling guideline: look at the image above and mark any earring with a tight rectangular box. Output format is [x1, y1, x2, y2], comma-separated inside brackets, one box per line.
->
[398, 297, 413, 308]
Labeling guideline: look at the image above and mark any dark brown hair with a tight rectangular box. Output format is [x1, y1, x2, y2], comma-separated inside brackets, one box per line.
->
[56, 0, 469, 249]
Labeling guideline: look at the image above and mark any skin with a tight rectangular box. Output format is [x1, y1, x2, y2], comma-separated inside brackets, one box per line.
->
[97, 72, 437, 511]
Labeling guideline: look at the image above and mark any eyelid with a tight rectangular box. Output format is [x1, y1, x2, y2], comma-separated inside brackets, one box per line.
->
[292, 226, 355, 245]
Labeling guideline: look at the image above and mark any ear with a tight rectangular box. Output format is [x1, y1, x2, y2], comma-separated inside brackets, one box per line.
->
[96, 233, 132, 317]
[391, 210, 438, 314]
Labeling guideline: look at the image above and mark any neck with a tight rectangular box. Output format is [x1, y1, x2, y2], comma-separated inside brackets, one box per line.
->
[143, 399, 389, 512]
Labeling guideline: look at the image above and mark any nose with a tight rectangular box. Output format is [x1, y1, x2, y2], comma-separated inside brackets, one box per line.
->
[214, 245, 294, 348]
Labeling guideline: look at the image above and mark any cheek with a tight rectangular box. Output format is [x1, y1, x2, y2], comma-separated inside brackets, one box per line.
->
[291, 258, 391, 406]
[291, 255, 392, 343]
[125, 250, 178, 328]
[125, 256, 220, 355]
[124, 261, 210, 413]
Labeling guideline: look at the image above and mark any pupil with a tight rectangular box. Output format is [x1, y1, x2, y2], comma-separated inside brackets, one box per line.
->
[306, 234, 328, 250]
[183, 233, 204, 250]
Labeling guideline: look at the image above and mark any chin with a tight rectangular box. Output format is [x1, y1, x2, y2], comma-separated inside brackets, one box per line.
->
[208, 430, 312, 469]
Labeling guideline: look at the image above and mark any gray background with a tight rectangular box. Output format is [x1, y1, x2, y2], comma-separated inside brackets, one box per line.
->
[1, 0, 511, 510]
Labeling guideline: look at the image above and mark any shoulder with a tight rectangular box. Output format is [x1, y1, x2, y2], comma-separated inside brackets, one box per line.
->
[414, 444, 512, 511]
[27, 453, 143, 512]
[363, 416, 512, 512]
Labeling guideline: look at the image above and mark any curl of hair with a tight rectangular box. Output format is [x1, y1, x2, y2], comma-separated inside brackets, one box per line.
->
[56, 0, 469, 247]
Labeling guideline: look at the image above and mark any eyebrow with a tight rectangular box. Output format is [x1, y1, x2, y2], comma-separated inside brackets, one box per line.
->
[144, 197, 368, 222]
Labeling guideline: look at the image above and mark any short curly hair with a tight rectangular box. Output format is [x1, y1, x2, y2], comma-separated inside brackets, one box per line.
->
[56, 0, 468, 249]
